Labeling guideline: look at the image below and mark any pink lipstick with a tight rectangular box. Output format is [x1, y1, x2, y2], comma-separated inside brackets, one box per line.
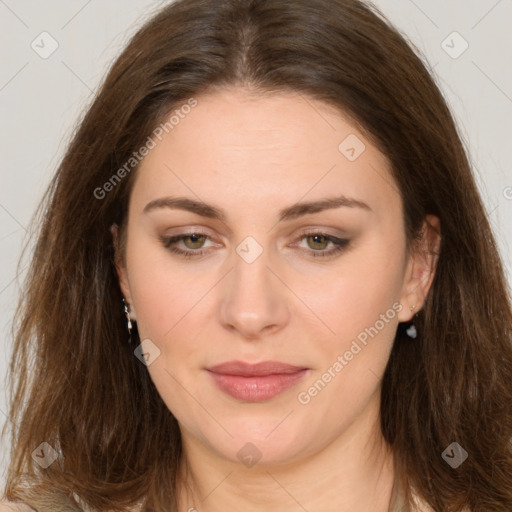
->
[206, 360, 309, 402]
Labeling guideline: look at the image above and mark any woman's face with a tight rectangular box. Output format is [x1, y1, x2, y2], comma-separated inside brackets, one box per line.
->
[114, 87, 433, 466]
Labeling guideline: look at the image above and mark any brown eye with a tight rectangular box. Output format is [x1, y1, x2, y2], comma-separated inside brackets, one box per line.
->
[182, 234, 207, 249]
[161, 232, 214, 259]
[306, 234, 330, 251]
[294, 232, 350, 259]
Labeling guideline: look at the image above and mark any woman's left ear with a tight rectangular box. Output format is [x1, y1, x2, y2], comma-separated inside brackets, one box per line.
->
[397, 214, 441, 323]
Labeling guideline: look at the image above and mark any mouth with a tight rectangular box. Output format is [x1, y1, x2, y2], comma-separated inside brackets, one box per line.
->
[206, 360, 310, 402]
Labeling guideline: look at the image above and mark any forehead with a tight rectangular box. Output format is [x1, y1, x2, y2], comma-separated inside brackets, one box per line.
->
[130, 87, 401, 222]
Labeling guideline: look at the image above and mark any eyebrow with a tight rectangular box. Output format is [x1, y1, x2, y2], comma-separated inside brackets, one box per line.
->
[142, 194, 372, 222]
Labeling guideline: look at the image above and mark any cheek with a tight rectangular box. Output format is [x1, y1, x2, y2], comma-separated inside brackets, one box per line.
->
[301, 241, 405, 341]
[130, 265, 209, 346]
[293, 256, 403, 424]
[128, 264, 212, 418]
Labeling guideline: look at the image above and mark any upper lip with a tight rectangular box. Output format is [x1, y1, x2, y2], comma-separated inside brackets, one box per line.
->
[207, 360, 308, 377]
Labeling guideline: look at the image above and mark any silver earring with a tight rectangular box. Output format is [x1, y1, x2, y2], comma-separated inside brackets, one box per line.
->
[122, 297, 133, 344]
[406, 304, 417, 339]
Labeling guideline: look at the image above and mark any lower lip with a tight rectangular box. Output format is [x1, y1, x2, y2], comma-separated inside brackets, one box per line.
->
[207, 370, 309, 402]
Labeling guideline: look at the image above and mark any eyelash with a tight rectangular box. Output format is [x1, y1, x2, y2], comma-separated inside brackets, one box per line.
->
[160, 231, 349, 259]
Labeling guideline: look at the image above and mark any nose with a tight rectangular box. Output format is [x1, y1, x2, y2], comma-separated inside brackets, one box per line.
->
[218, 245, 290, 340]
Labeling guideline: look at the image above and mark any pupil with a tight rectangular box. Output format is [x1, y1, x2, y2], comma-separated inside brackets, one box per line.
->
[310, 235, 326, 249]
[185, 234, 204, 249]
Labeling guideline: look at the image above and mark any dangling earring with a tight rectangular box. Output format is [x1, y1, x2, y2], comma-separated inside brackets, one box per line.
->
[122, 297, 134, 344]
[406, 304, 417, 339]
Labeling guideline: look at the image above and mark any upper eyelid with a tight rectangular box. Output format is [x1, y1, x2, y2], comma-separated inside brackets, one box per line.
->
[162, 225, 349, 239]
[166, 229, 343, 242]
[164, 229, 347, 250]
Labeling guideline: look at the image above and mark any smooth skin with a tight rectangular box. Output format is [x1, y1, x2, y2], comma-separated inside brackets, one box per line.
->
[113, 86, 440, 512]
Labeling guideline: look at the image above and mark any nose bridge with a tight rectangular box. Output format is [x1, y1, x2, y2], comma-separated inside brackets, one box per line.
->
[218, 235, 289, 337]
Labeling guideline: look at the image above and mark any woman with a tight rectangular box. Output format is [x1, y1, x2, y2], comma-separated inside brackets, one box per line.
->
[1, 0, 511, 510]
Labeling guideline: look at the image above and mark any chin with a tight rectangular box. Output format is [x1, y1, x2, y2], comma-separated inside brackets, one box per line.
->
[210, 420, 316, 468]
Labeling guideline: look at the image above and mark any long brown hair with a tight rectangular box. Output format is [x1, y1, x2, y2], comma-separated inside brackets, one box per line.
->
[2, 0, 512, 510]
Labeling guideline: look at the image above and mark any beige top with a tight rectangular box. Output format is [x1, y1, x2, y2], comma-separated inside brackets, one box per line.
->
[0, 502, 34, 512]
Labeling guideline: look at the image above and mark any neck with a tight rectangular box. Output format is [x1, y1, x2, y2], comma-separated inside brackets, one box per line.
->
[176, 399, 396, 512]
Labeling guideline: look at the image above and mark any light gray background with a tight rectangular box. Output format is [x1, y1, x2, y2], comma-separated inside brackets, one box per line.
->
[1, 0, 511, 485]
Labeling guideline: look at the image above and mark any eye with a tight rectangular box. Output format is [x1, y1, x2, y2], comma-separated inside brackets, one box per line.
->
[293, 231, 350, 258]
[160, 230, 350, 259]
[160, 232, 214, 259]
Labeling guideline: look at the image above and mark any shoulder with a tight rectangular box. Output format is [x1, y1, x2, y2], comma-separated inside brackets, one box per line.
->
[0, 501, 36, 512]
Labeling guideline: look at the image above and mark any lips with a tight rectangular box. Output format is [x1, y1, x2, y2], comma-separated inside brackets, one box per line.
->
[206, 360, 309, 402]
